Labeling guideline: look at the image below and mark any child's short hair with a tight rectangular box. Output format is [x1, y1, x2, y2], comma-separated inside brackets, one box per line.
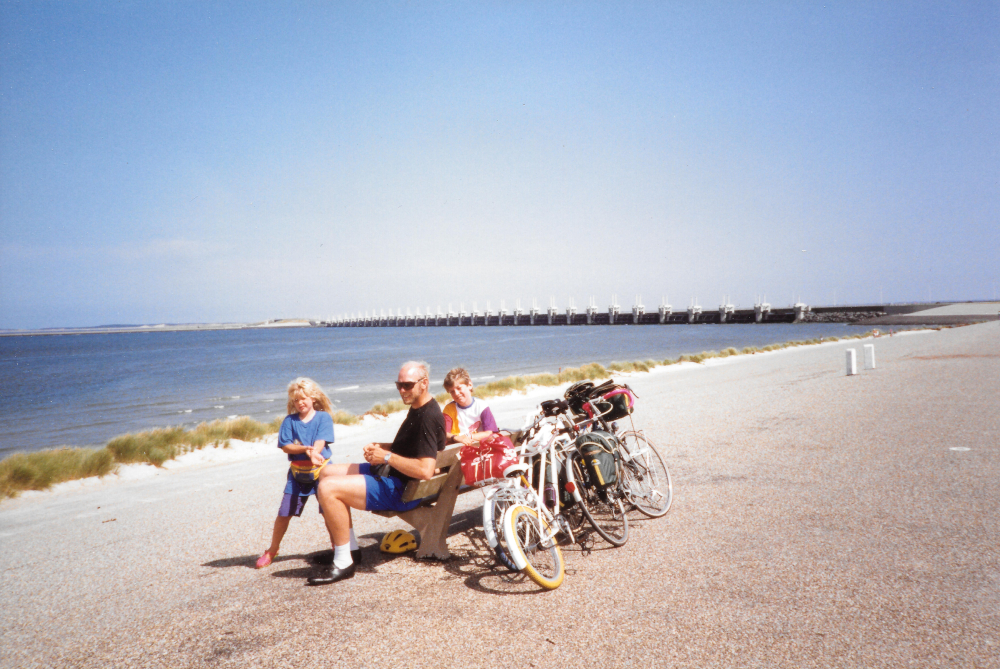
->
[443, 367, 472, 390]
[286, 377, 333, 414]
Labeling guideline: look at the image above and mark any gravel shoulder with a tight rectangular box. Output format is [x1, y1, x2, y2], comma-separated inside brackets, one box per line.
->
[2, 324, 998, 668]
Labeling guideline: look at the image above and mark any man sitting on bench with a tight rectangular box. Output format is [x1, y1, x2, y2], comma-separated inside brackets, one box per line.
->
[307, 360, 446, 586]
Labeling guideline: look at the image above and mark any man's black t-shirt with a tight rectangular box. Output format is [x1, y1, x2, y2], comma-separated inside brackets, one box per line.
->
[388, 399, 446, 484]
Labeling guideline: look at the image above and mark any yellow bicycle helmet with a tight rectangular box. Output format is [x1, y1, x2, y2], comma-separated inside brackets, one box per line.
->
[380, 529, 418, 554]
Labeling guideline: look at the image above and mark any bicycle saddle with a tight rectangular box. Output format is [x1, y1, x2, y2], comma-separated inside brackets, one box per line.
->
[502, 463, 529, 478]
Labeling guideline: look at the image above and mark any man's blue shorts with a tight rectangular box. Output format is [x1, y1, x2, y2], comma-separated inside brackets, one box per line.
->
[359, 463, 425, 513]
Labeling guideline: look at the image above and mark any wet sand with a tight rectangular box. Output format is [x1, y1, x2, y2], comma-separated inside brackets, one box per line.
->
[1, 323, 997, 668]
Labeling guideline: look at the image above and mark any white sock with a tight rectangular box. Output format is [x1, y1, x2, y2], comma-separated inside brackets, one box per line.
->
[349, 529, 359, 551]
[333, 543, 353, 569]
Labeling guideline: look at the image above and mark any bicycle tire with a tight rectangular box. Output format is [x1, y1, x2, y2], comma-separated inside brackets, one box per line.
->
[504, 505, 565, 590]
[571, 455, 629, 547]
[618, 431, 673, 518]
[482, 487, 523, 572]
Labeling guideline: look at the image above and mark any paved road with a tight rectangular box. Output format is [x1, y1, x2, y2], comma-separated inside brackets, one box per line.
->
[2, 323, 997, 668]
[910, 301, 1000, 316]
[869, 301, 1000, 325]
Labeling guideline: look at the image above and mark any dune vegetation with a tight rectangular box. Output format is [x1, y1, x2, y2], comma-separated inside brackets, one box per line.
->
[1, 329, 893, 497]
[1, 417, 281, 498]
[106, 416, 283, 466]
[0, 448, 116, 499]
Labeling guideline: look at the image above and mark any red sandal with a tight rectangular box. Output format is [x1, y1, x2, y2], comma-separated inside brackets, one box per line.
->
[256, 551, 277, 569]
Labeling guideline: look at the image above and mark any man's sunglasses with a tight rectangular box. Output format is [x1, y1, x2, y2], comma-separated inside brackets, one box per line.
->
[395, 377, 427, 391]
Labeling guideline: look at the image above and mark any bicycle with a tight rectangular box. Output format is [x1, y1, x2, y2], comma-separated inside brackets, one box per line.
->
[498, 416, 575, 589]
[473, 417, 569, 587]
[564, 380, 673, 519]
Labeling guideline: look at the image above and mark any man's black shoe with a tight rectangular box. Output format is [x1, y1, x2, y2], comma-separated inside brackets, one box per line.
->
[306, 562, 356, 586]
[310, 549, 362, 566]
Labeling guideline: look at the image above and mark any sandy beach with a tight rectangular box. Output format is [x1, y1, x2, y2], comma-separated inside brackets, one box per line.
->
[1, 323, 997, 668]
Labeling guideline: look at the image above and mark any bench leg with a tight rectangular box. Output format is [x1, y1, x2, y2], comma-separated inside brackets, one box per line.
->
[396, 465, 464, 560]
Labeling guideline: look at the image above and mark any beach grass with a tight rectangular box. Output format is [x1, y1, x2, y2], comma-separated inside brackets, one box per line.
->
[332, 410, 360, 425]
[471, 362, 610, 400]
[608, 359, 659, 373]
[369, 399, 409, 416]
[0, 447, 116, 499]
[107, 416, 282, 466]
[1, 416, 284, 498]
[0, 329, 890, 497]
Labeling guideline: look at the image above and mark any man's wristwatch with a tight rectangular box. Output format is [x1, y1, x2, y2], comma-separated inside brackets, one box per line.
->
[383, 453, 391, 465]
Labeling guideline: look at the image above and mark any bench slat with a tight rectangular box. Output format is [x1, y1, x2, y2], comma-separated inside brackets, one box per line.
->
[398, 445, 462, 503]
[434, 445, 461, 468]
[401, 472, 449, 502]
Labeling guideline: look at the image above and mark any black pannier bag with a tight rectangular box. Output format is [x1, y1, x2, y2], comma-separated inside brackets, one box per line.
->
[585, 387, 636, 421]
[575, 430, 620, 489]
[565, 379, 614, 418]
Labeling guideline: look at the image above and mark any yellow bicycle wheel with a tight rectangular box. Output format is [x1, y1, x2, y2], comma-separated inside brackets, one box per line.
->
[504, 505, 565, 590]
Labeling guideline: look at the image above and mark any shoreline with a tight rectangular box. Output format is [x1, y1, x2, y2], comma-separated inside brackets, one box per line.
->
[2, 326, 933, 504]
[2, 322, 888, 457]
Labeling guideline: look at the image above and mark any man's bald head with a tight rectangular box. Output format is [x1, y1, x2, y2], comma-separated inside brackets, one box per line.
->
[400, 361, 430, 381]
[396, 361, 432, 407]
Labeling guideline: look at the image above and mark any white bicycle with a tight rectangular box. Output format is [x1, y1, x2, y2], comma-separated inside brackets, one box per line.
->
[481, 406, 624, 589]
[479, 417, 571, 588]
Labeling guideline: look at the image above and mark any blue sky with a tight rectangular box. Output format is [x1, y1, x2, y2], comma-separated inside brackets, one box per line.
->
[1, 1, 997, 329]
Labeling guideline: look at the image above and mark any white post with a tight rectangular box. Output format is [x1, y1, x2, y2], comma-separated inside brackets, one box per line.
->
[846, 349, 858, 376]
[863, 344, 876, 370]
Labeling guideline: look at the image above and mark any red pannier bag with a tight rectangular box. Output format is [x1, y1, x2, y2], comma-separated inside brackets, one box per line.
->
[459, 432, 518, 485]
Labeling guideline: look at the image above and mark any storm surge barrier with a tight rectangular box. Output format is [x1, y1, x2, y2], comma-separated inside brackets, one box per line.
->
[323, 297, 894, 327]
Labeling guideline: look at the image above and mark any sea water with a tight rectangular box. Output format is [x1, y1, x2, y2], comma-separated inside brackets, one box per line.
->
[0, 323, 866, 455]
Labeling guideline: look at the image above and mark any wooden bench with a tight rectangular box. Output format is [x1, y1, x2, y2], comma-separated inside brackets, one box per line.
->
[371, 445, 475, 560]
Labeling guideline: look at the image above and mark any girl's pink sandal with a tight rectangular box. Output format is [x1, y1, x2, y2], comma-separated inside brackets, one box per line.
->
[256, 551, 277, 569]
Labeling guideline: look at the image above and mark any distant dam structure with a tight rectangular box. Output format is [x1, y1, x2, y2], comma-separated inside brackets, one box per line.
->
[322, 296, 897, 327]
